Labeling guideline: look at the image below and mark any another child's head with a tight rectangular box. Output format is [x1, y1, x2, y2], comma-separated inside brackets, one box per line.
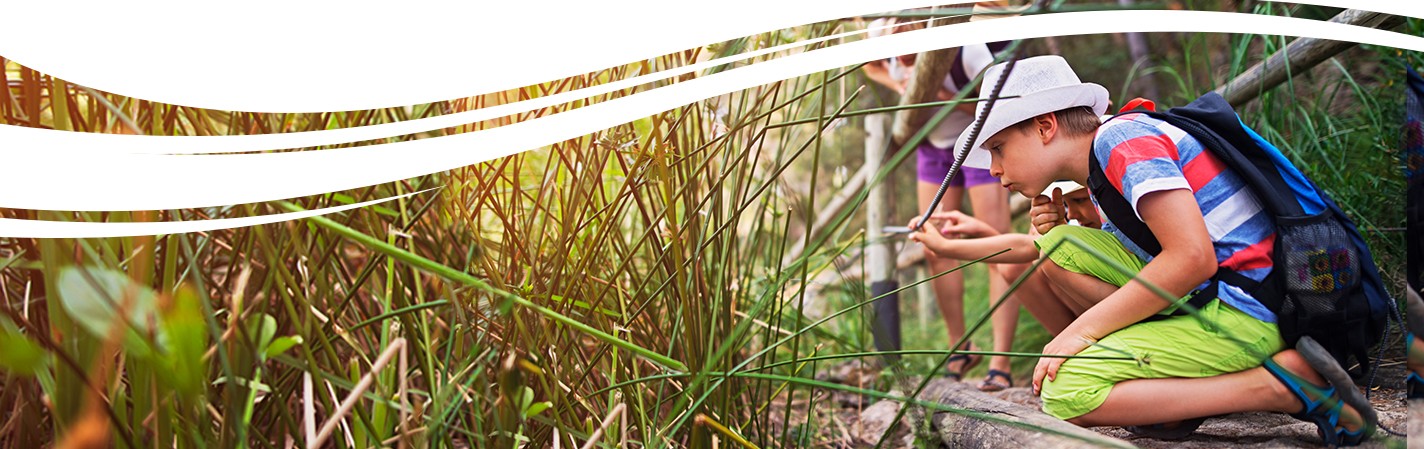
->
[1044, 180, 1102, 229]
[955, 56, 1109, 198]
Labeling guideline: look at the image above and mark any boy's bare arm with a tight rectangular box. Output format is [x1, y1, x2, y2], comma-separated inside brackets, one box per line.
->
[1061, 188, 1216, 338]
[1033, 189, 1217, 392]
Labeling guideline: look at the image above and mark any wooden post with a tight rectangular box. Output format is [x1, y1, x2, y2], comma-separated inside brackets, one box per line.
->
[864, 113, 901, 354]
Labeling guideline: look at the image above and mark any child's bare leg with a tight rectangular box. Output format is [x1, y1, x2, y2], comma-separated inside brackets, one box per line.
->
[987, 267, 1017, 374]
[1070, 350, 1367, 433]
[999, 262, 1076, 334]
[1043, 272, 1089, 315]
[1038, 258, 1118, 311]
[920, 182, 971, 358]
[970, 183, 1015, 375]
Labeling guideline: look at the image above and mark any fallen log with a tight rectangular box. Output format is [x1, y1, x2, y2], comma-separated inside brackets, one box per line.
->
[1214, 9, 1406, 108]
[854, 378, 1133, 448]
[919, 379, 1134, 449]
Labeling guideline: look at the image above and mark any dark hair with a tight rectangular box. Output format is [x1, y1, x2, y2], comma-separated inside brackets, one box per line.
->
[1009, 106, 1100, 138]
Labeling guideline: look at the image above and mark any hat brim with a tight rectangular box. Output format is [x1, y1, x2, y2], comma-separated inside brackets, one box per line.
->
[955, 83, 1109, 169]
[1045, 180, 1085, 195]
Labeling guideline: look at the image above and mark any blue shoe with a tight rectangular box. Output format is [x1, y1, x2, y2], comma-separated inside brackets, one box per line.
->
[1264, 337, 1377, 447]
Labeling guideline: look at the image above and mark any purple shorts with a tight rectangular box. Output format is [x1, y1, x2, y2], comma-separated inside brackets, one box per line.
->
[916, 141, 1000, 187]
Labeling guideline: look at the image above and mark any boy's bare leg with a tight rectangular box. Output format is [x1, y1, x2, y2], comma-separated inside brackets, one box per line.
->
[1069, 350, 1367, 434]
[970, 182, 1016, 376]
[998, 262, 1076, 335]
[1038, 258, 1119, 312]
[920, 182, 971, 360]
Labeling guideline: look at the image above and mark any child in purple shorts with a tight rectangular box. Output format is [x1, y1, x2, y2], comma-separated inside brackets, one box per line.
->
[914, 140, 1016, 392]
[917, 142, 1001, 186]
[864, 14, 1017, 391]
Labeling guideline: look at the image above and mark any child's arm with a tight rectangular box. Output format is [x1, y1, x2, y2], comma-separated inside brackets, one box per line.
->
[913, 231, 1040, 263]
[908, 214, 1041, 263]
[861, 60, 905, 94]
[1031, 188, 1218, 393]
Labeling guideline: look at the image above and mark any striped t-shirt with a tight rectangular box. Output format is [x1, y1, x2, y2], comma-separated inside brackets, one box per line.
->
[1092, 112, 1277, 322]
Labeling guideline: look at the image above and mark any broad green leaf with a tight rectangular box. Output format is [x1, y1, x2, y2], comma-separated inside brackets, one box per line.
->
[248, 314, 277, 360]
[264, 335, 303, 360]
[161, 285, 210, 398]
[523, 401, 552, 419]
[0, 328, 46, 376]
[517, 386, 535, 419]
[56, 266, 162, 358]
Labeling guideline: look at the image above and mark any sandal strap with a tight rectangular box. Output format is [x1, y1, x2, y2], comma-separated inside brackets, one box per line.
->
[1264, 359, 1371, 447]
[984, 369, 1013, 387]
[945, 354, 971, 380]
[1263, 359, 1335, 416]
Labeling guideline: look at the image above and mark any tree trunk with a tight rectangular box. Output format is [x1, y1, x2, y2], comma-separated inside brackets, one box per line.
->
[891, 46, 958, 146]
[1119, 0, 1161, 100]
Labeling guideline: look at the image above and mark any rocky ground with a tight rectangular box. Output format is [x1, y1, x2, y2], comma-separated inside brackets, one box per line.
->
[773, 360, 1415, 448]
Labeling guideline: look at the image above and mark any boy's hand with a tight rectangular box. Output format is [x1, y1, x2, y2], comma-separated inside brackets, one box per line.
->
[1031, 331, 1096, 396]
[1030, 187, 1068, 235]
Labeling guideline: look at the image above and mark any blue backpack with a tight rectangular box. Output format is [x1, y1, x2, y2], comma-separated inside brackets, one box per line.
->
[1087, 92, 1394, 376]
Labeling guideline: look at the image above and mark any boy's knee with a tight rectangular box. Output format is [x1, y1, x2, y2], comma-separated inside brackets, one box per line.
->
[1038, 363, 1112, 421]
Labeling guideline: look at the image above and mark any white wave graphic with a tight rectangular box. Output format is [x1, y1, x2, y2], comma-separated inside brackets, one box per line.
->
[5, 8, 1418, 238]
[0, 189, 432, 238]
[0, 0, 948, 112]
[0, 17, 921, 156]
[2, 1, 1410, 113]
[1, 2, 1410, 159]
[3, 10, 1421, 215]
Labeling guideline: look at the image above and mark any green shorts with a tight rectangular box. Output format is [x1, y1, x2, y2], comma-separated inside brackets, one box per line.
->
[1032, 226, 1283, 420]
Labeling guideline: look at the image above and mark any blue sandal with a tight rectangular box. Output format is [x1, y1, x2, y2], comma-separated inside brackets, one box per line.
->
[1264, 337, 1377, 447]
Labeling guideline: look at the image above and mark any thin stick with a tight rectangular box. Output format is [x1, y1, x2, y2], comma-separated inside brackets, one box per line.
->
[303, 372, 315, 445]
[694, 414, 759, 449]
[579, 403, 627, 449]
[308, 338, 407, 449]
[399, 337, 410, 449]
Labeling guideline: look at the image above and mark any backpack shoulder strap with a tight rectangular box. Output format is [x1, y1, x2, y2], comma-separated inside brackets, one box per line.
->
[1087, 148, 1162, 256]
[1089, 100, 1164, 256]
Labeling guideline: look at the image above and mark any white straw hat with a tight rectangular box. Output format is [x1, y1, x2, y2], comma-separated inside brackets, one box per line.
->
[1045, 180, 1085, 195]
[955, 55, 1109, 169]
